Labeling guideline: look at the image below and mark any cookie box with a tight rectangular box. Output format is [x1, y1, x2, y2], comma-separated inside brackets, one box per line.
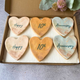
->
[0, 0, 80, 65]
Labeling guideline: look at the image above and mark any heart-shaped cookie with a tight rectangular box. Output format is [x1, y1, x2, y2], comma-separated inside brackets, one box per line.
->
[9, 17, 30, 35]
[5, 35, 29, 60]
[30, 17, 51, 37]
[29, 37, 53, 61]
[53, 35, 77, 59]
[52, 17, 73, 36]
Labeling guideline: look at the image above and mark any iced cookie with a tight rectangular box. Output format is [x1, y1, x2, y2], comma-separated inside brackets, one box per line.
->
[52, 17, 73, 36]
[30, 17, 51, 37]
[9, 17, 30, 35]
[53, 35, 77, 59]
[29, 37, 53, 61]
[5, 35, 29, 60]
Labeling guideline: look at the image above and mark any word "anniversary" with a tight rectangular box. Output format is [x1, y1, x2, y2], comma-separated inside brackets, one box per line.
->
[57, 43, 74, 49]
[56, 23, 70, 28]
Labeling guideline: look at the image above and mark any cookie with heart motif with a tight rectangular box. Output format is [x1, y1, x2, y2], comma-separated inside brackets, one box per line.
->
[9, 17, 30, 35]
[5, 35, 29, 60]
[52, 17, 73, 36]
[53, 35, 77, 59]
[29, 37, 53, 61]
[30, 17, 51, 37]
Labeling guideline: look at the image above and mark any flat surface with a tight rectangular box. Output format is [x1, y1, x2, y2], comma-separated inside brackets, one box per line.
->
[0, 0, 80, 80]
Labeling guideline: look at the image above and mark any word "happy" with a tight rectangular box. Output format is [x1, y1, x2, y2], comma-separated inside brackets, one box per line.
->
[14, 23, 23, 28]
[37, 44, 46, 50]
[12, 44, 23, 50]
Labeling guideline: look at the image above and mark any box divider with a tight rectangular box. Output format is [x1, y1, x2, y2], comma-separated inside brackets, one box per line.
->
[0, 16, 9, 62]
[73, 16, 80, 63]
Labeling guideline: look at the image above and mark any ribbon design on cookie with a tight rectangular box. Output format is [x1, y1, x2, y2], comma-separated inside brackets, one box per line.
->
[52, 17, 73, 36]
[29, 37, 53, 61]
[53, 35, 77, 59]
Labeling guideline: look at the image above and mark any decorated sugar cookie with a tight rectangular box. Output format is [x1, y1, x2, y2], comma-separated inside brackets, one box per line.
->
[5, 35, 29, 60]
[29, 37, 53, 61]
[30, 17, 51, 37]
[53, 35, 77, 59]
[9, 17, 30, 35]
[52, 17, 73, 36]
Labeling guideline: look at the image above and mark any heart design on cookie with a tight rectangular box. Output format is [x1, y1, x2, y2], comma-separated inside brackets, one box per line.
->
[9, 17, 30, 35]
[5, 35, 29, 60]
[30, 17, 51, 37]
[52, 17, 73, 36]
[53, 35, 77, 59]
[29, 37, 53, 61]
